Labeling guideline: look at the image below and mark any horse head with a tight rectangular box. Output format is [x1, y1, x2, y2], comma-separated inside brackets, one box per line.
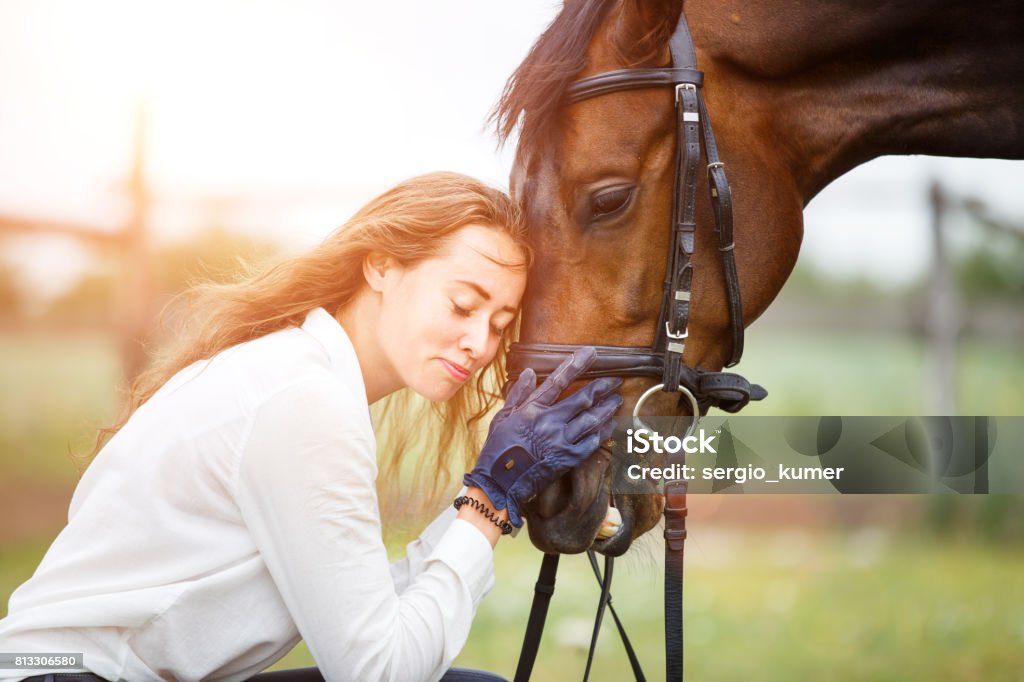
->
[495, 0, 803, 556]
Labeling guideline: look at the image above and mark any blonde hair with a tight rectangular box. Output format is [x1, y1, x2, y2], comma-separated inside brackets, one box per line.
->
[93, 172, 530, 521]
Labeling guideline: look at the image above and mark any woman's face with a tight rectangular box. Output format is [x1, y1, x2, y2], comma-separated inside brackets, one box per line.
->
[373, 224, 527, 402]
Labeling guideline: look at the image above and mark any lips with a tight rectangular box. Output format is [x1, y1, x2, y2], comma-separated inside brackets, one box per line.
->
[439, 358, 470, 382]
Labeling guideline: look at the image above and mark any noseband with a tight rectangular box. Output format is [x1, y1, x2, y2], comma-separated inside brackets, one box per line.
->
[510, 10, 765, 682]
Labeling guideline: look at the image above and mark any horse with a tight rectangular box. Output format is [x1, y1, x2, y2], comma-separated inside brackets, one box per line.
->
[493, 0, 1024, 557]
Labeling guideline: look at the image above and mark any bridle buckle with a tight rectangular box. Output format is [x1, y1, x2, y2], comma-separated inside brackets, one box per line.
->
[674, 82, 697, 103]
[665, 322, 688, 340]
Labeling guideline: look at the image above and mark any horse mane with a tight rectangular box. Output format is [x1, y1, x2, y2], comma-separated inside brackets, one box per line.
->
[492, 1, 680, 155]
[491, 0, 617, 153]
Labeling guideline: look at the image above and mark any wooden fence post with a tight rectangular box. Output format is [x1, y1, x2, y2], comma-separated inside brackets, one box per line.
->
[118, 101, 155, 385]
[925, 181, 958, 415]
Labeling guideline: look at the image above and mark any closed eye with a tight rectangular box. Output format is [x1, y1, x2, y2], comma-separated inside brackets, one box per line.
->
[453, 300, 507, 337]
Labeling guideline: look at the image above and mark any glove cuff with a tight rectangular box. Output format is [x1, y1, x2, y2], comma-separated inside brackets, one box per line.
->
[463, 472, 525, 528]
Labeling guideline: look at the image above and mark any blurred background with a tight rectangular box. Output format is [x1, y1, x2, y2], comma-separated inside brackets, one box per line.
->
[1, 1, 1021, 680]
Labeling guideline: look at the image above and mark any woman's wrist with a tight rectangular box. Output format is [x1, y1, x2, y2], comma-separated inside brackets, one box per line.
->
[456, 487, 512, 547]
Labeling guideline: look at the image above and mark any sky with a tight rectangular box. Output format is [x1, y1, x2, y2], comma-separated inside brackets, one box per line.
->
[1, 0, 1022, 299]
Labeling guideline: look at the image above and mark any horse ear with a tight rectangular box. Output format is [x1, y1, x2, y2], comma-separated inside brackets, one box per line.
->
[613, 0, 683, 64]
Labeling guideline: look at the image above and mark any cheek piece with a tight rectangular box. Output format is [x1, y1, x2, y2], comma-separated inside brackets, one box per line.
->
[464, 346, 623, 528]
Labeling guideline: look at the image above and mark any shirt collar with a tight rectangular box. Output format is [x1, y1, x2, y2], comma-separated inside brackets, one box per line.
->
[300, 307, 369, 406]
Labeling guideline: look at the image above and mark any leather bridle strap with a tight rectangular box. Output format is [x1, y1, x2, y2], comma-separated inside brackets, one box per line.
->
[507, 345, 766, 414]
[700, 93, 744, 366]
[513, 553, 560, 682]
[584, 551, 646, 682]
[515, 551, 647, 682]
[663, 454, 688, 682]
[659, 77, 701, 393]
[567, 68, 704, 102]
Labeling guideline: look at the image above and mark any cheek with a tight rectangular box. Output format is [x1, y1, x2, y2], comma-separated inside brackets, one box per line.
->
[407, 303, 461, 357]
[481, 336, 502, 365]
[395, 289, 443, 336]
[425, 311, 461, 346]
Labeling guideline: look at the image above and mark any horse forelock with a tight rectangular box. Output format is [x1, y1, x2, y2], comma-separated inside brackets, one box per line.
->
[492, 0, 681, 160]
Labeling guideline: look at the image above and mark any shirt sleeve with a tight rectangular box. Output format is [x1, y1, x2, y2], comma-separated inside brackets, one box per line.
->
[233, 380, 495, 682]
[390, 494, 477, 595]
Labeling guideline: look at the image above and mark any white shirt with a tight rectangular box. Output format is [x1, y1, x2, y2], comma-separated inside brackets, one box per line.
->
[0, 308, 495, 682]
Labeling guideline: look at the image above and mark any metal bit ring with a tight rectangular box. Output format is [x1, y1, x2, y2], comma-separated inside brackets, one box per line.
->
[632, 382, 701, 436]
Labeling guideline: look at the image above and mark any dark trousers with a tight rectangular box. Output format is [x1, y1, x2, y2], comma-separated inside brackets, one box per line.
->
[25, 667, 509, 681]
[251, 667, 509, 681]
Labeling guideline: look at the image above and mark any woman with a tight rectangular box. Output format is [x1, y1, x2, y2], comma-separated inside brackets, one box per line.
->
[0, 173, 622, 682]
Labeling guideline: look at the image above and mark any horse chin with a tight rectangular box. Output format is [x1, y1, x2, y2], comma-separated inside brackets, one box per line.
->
[589, 496, 635, 557]
[523, 480, 665, 557]
[519, 444, 610, 553]
[594, 492, 665, 557]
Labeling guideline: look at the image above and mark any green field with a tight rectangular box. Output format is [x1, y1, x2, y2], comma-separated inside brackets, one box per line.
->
[4, 523, 1022, 681]
[2, 329, 1022, 680]
[0, 332, 119, 485]
[739, 327, 1024, 416]
[246, 527, 1024, 682]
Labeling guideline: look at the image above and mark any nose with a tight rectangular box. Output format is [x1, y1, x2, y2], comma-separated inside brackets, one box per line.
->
[459, 316, 492, 366]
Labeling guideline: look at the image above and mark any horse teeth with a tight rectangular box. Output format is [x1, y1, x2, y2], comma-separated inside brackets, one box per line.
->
[596, 506, 622, 539]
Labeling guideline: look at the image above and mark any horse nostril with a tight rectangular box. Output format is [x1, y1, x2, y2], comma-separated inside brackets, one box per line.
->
[534, 472, 571, 518]
[568, 462, 591, 513]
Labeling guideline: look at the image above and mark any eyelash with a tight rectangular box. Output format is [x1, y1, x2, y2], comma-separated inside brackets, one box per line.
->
[451, 302, 505, 336]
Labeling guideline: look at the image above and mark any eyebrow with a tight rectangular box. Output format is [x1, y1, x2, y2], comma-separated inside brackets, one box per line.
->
[454, 280, 518, 314]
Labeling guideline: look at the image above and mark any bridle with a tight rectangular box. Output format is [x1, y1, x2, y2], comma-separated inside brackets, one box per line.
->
[506, 9, 766, 414]
[509, 9, 766, 682]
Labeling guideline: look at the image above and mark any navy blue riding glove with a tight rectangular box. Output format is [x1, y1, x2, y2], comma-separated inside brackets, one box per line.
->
[464, 347, 623, 528]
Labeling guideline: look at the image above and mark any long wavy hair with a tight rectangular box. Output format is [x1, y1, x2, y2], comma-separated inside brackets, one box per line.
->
[92, 172, 530, 522]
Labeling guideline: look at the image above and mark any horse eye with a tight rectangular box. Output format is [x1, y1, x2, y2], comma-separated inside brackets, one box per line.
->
[590, 186, 633, 219]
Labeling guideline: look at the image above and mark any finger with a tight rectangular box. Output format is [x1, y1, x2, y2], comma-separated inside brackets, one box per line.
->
[583, 376, 623, 401]
[531, 347, 598, 405]
[549, 432, 604, 473]
[565, 394, 622, 443]
[576, 433, 604, 463]
[504, 368, 536, 408]
[556, 376, 623, 420]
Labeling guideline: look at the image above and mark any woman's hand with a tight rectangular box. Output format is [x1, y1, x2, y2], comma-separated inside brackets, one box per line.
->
[464, 347, 622, 528]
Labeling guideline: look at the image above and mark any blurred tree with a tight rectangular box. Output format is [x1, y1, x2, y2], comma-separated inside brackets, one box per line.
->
[954, 199, 1024, 299]
[955, 236, 1024, 299]
[154, 227, 281, 295]
[780, 260, 898, 300]
[46, 227, 283, 328]
[47, 271, 117, 326]
[926, 495, 1024, 544]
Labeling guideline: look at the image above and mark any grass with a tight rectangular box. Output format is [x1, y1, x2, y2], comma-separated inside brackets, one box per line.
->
[450, 526, 1024, 681]
[6, 525, 1022, 681]
[0, 539, 53, 620]
[1, 329, 1022, 679]
[738, 328, 1024, 416]
[0, 332, 120, 484]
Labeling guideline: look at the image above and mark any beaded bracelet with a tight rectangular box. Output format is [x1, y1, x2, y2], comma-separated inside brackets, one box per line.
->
[453, 495, 515, 536]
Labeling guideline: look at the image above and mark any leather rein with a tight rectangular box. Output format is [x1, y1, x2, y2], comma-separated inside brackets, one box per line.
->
[509, 10, 766, 682]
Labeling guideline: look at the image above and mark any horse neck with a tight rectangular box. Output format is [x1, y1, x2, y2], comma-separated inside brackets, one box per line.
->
[690, 0, 1024, 202]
